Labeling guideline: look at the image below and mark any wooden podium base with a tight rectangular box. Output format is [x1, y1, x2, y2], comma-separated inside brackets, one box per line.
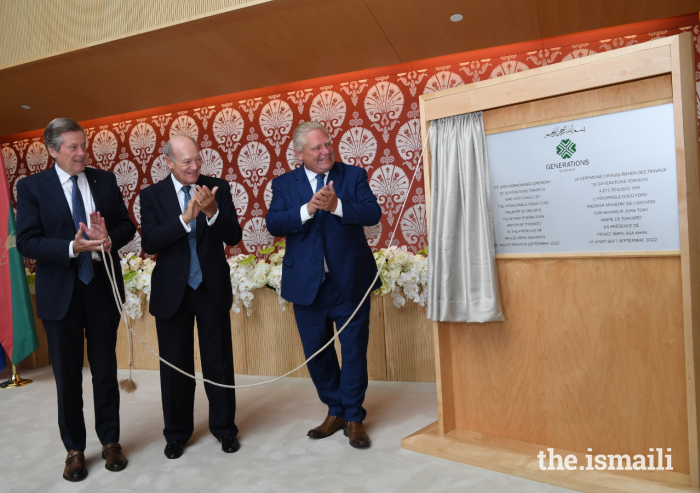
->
[402, 422, 699, 493]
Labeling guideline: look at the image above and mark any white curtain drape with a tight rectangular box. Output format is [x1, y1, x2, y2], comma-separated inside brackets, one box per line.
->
[426, 112, 504, 323]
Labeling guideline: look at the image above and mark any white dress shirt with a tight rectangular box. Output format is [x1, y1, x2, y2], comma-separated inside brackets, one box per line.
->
[299, 166, 343, 273]
[171, 173, 219, 231]
[55, 164, 101, 261]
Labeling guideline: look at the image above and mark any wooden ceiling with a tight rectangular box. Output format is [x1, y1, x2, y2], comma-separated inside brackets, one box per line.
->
[2, 0, 700, 137]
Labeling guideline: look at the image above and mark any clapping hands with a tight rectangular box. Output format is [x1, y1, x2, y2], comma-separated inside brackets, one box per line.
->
[307, 181, 338, 215]
[73, 211, 111, 253]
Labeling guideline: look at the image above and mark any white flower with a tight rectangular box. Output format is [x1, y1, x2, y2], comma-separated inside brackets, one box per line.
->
[391, 288, 406, 308]
[135, 277, 145, 291]
[394, 249, 412, 266]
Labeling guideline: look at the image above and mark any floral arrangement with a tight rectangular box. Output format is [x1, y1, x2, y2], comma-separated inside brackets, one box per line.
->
[228, 241, 286, 316]
[373, 246, 429, 308]
[25, 243, 429, 319]
[120, 254, 155, 319]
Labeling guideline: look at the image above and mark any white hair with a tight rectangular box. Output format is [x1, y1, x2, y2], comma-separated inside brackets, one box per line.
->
[292, 121, 330, 152]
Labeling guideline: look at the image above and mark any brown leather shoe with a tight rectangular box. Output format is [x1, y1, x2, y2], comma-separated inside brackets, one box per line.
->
[63, 450, 88, 482]
[344, 421, 371, 448]
[307, 415, 345, 439]
[102, 442, 128, 471]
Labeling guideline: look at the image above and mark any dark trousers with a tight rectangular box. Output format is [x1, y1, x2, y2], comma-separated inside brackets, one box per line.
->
[154, 282, 237, 443]
[42, 265, 121, 452]
[293, 274, 371, 423]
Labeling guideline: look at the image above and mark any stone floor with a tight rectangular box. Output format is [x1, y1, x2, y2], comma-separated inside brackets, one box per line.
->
[0, 366, 571, 493]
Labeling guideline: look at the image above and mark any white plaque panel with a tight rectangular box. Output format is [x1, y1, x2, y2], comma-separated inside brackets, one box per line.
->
[486, 104, 680, 255]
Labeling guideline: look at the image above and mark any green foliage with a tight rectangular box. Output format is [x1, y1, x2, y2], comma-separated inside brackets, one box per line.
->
[417, 246, 429, 256]
[239, 254, 256, 266]
[123, 270, 137, 281]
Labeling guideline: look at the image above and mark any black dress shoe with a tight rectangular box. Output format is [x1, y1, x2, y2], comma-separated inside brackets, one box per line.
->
[164, 441, 184, 459]
[218, 435, 240, 453]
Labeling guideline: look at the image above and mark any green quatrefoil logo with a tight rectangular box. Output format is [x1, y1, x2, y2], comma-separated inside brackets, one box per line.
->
[556, 139, 576, 159]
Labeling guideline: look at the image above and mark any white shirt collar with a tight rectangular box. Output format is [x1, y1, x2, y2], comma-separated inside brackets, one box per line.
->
[303, 166, 327, 182]
[54, 163, 83, 185]
[170, 172, 191, 194]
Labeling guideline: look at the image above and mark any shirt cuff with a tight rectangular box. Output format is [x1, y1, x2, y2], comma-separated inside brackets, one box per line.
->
[180, 215, 192, 233]
[331, 198, 343, 218]
[300, 204, 313, 224]
[206, 209, 219, 226]
[69, 241, 77, 258]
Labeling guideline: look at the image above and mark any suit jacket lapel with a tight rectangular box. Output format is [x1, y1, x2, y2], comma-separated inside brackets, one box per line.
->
[46, 165, 74, 229]
[294, 166, 314, 205]
[84, 167, 104, 215]
[159, 173, 184, 221]
[195, 177, 206, 242]
[327, 162, 343, 194]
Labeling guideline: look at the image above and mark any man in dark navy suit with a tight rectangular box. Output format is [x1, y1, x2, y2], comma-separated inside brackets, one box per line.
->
[266, 121, 381, 448]
[140, 135, 242, 460]
[16, 118, 136, 481]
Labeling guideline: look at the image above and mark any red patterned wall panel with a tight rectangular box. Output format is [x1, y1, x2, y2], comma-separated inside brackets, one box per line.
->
[3, 25, 699, 270]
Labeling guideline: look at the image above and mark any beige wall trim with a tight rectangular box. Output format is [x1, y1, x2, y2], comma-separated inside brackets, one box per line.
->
[0, 0, 271, 70]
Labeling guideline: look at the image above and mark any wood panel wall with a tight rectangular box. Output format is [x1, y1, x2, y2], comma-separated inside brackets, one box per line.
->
[450, 256, 689, 473]
[83, 288, 436, 383]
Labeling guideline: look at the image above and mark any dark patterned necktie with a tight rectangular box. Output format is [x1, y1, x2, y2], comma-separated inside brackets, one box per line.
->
[315, 174, 326, 284]
[182, 185, 202, 290]
[70, 175, 94, 285]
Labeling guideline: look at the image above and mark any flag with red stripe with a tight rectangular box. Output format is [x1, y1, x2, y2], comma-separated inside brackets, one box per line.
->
[0, 150, 38, 365]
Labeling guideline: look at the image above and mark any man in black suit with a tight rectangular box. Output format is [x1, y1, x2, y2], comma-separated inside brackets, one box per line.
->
[16, 118, 136, 482]
[140, 135, 242, 459]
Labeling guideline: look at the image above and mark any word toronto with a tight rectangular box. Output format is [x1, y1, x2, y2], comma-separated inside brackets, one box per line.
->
[537, 448, 672, 471]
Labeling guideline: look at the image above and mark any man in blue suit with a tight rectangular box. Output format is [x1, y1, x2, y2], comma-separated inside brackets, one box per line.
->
[266, 121, 381, 448]
[16, 118, 136, 481]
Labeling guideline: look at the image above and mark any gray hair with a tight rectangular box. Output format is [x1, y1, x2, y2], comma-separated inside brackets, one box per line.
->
[163, 135, 199, 160]
[44, 118, 84, 154]
[292, 121, 330, 152]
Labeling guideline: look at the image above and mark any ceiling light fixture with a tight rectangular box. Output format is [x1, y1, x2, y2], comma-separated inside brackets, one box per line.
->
[20, 104, 31, 109]
[450, 14, 463, 22]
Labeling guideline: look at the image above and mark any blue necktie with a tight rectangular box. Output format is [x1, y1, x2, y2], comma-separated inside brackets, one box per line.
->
[315, 174, 326, 284]
[70, 175, 94, 285]
[182, 185, 202, 290]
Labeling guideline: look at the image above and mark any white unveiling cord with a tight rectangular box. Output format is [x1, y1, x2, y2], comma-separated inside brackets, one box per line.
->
[101, 137, 429, 390]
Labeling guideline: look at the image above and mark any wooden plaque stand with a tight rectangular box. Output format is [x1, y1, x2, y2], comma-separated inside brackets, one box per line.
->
[402, 33, 700, 493]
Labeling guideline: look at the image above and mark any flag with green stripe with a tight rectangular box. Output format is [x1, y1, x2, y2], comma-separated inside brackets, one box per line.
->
[0, 151, 39, 365]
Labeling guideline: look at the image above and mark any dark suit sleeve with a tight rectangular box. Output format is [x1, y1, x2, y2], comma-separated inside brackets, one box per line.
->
[140, 187, 188, 255]
[266, 177, 307, 237]
[339, 169, 382, 227]
[15, 178, 71, 265]
[208, 179, 242, 246]
[104, 173, 136, 252]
